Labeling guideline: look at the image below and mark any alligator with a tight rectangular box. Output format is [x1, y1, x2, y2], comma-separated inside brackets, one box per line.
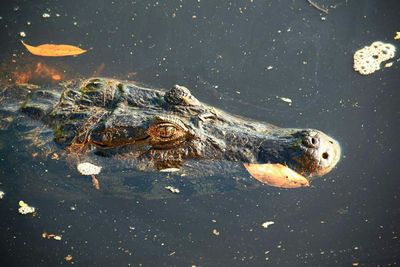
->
[0, 78, 341, 190]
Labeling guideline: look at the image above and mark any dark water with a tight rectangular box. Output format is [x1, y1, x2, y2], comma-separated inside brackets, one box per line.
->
[0, 0, 399, 266]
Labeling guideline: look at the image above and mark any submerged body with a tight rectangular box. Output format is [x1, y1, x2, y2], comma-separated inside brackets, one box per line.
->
[0, 78, 340, 189]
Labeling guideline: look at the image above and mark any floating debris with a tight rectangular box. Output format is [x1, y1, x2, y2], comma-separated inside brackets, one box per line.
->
[384, 62, 394, 68]
[353, 41, 396, 75]
[307, 0, 328, 14]
[0, 191, 4, 199]
[77, 162, 102, 190]
[279, 97, 292, 105]
[266, 65, 274, 70]
[160, 168, 180, 172]
[19, 31, 26, 37]
[261, 221, 275, 229]
[18, 200, 35, 214]
[394, 32, 400, 40]
[212, 229, 220, 236]
[165, 186, 180, 194]
[91, 175, 100, 190]
[64, 255, 73, 262]
[42, 232, 62, 240]
[77, 162, 102, 175]
[42, 13, 51, 18]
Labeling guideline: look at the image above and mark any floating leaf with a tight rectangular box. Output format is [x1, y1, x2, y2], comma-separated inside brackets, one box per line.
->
[243, 163, 310, 188]
[21, 41, 87, 57]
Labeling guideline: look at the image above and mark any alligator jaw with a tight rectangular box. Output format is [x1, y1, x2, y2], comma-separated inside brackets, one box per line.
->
[246, 128, 341, 188]
[243, 163, 310, 188]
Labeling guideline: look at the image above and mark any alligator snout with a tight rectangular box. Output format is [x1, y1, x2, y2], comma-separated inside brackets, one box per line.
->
[300, 130, 341, 177]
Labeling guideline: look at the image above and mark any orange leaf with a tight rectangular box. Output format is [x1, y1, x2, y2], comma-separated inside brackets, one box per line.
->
[21, 41, 88, 57]
[243, 163, 310, 188]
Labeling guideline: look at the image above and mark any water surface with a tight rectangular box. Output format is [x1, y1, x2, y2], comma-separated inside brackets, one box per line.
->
[0, 0, 399, 266]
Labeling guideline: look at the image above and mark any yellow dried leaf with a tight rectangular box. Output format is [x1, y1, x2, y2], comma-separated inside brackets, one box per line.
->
[243, 163, 310, 188]
[21, 41, 88, 57]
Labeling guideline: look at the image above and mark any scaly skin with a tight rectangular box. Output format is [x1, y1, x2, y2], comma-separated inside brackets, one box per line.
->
[2, 78, 341, 187]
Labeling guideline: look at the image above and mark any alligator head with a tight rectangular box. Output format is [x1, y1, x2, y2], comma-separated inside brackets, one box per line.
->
[49, 78, 341, 188]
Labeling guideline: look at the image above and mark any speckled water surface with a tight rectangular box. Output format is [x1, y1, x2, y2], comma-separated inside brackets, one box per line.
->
[0, 0, 399, 266]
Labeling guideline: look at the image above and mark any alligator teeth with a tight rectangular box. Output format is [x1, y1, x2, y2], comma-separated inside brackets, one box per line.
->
[243, 163, 310, 189]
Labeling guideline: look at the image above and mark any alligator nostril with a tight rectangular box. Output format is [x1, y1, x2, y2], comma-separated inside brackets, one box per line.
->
[322, 152, 329, 160]
[311, 137, 317, 145]
[302, 136, 319, 148]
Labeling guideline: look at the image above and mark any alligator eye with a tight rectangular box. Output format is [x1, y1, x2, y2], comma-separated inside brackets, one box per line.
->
[147, 119, 188, 146]
[156, 124, 177, 139]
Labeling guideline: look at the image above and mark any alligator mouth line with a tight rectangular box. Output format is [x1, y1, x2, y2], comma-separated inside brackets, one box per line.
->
[243, 163, 311, 188]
